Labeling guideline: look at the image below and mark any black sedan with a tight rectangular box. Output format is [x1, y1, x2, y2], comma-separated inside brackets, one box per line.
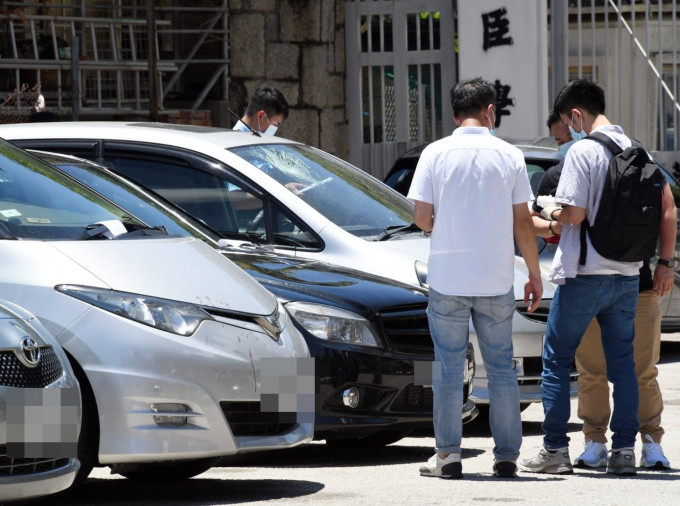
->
[32, 150, 477, 447]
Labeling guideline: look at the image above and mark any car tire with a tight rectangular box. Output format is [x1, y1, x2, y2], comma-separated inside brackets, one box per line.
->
[118, 457, 220, 481]
[68, 357, 99, 486]
[325, 430, 411, 450]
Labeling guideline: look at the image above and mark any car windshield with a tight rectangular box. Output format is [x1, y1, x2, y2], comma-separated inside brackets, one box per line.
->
[0, 140, 146, 240]
[38, 152, 221, 244]
[229, 144, 414, 238]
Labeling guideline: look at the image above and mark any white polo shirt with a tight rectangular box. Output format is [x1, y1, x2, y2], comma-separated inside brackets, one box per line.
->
[407, 127, 533, 296]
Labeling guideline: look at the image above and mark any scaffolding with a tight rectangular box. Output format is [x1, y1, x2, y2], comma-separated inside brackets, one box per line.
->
[0, 1, 229, 121]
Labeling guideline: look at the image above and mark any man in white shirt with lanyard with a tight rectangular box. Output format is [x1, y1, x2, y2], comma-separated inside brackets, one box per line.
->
[408, 77, 542, 479]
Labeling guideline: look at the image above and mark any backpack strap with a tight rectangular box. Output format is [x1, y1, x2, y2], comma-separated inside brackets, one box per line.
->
[586, 131, 623, 156]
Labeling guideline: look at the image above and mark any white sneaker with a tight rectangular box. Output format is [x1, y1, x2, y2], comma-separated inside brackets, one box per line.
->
[573, 440, 608, 468]
[419, 453, 462, 479]
[641, 434, 671, 469]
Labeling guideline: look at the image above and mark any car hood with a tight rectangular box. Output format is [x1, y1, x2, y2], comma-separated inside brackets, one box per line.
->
[373, 236, 557, 299]
[224, 251, 428, 315]
[50, 237, 277, 315]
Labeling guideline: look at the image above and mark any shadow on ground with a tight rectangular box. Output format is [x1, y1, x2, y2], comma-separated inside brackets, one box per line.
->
[20, 478, 324, 506]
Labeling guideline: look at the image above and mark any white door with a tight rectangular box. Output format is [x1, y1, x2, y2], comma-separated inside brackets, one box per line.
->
[345, 0, 456, 179]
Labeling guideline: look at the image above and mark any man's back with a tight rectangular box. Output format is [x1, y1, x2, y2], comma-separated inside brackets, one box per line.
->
[408, 127, 531, 296]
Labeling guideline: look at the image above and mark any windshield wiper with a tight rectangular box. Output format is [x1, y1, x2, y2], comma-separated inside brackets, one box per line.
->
[375, 222, 424, 241]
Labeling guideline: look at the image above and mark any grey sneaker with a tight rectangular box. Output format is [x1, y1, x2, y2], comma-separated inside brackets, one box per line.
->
[518, 445, 573, 474]
[606, 448, 636, 476]
[419, 453, 462, 479]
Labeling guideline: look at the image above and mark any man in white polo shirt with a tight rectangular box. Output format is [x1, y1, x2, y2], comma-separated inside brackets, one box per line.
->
[408, 77, 542, 479]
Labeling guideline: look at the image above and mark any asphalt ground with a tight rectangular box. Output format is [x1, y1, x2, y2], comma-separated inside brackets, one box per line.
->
[22, 335, 680, 506]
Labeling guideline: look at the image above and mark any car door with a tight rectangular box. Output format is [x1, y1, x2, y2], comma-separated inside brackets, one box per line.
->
[99, 143, 324, 252]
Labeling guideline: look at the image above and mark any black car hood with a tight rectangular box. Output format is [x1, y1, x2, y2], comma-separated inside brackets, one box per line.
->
[223, 251, 428, 317]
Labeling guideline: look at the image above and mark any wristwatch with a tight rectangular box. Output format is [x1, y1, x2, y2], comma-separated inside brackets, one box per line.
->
[658, 258, 676, 268]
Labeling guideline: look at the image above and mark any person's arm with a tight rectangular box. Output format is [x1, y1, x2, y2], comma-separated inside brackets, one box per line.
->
[542, 204, 586, 226]
[413, 200, 434, 233]
[654, 183, 677, 297]
[531, 211, 564, 238]
[513, 203, 543, 312]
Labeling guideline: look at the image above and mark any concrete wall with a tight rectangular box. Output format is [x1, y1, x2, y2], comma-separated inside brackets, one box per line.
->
[225, 0, 349, 160]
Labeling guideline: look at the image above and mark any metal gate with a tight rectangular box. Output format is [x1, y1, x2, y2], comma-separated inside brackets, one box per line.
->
[345, 0, 456, 179]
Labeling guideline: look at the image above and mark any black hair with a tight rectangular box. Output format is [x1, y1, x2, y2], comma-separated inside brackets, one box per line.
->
[245, 84, 289, 119]
[553, 79, 605, 118]
[450, 78, 495, 118]
[546, 109, 561, 129]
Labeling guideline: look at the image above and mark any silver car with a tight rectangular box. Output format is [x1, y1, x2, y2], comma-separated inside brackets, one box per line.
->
[0, 137, 313, 485]
[0, 299, 81, 502]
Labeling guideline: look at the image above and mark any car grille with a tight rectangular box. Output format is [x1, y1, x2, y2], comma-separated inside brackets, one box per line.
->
[220, 401, 297, 436]
[0, 347, 63, 388]
[390, 384, 433, 412]
[378, 303, 433, 356]
[0, 447, 70, 476]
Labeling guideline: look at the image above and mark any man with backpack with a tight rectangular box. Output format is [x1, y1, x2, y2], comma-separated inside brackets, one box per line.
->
[519, 79, 677, 476]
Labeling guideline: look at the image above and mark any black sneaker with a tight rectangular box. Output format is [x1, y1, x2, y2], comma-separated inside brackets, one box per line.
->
[493, 460, 517, 478]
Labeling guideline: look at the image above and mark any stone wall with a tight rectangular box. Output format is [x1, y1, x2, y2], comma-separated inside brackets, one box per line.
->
[225, 0, 348, 159]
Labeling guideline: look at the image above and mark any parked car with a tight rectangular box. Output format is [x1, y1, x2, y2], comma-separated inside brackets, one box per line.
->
[30, 149, 477, 446]
[384, 140, 680, 333]
[1, 122, 573, 412]
[0, 138, 313, 484]
[0, 299, 81, 502]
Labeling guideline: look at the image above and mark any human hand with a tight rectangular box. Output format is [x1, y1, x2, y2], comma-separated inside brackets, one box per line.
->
[653, 264, 675, 298]
[524, 275, 543, 313]
[540, 205, 561, 221]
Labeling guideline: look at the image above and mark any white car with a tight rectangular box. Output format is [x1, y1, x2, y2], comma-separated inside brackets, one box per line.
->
[2, 122, 576, 410]
[0, 299, 81, 502]
[0, 138, 312, 483]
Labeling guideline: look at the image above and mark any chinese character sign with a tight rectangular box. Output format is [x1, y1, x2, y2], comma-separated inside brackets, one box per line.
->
[458, 0, 548, 141]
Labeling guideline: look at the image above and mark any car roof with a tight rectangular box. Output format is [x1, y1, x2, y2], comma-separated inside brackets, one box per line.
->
[0, 121, 302, 150]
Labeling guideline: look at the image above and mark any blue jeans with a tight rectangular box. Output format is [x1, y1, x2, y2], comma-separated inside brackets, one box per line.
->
[542, 274, 639, 450]
[427, 287, 521, 461]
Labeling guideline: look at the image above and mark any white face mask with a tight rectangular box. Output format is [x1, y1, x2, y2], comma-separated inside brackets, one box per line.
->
[263, 124, 278, 136]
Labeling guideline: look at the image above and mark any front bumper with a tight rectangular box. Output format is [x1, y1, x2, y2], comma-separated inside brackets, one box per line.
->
[60, 307, 313, 464]
[0, 458, 79, 502]
[306, 338, 476, 439]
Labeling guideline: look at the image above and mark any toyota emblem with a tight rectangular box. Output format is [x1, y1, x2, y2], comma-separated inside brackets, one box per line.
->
[21, 336, 41, 366]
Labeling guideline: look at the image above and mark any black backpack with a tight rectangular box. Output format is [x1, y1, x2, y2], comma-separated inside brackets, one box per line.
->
[579, 132, 665, 265]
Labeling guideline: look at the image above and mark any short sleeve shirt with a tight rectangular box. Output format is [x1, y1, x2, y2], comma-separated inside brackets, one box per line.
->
[407, 127, 533, 296]
[549, 125, 641, 283]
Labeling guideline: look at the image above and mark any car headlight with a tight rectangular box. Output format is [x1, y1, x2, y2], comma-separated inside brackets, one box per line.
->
[56, 285, 214, 336]
[285, 301, 381, 347]
[415, 260, 428, 288]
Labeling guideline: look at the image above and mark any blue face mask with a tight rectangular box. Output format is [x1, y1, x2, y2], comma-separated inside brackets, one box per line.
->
[558, 139, 576, 156]
[568, 114, 586, 141]
[569, 125, 586, 141]
[487, 110, 496, 136]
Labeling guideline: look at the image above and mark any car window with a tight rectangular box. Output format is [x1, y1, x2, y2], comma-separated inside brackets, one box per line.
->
[108, 156, 245, 235]
[105, 153, 321, 249]
[0, 141, 143, 240]
[526, 162, 549, 194]
[43, 157, 217, 240]
[230, 144, 413, 238]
